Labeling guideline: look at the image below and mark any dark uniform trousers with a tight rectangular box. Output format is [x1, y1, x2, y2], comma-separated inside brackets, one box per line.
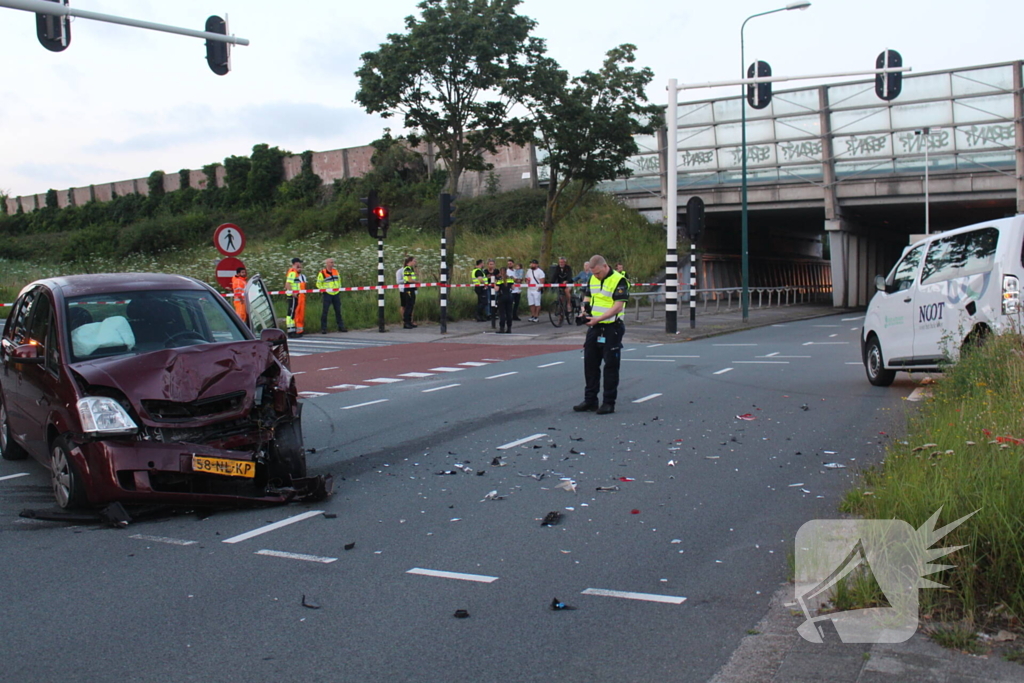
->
[401, 290, 416, 325]
[584, 320, 625, 405]
[475, 287, 488, 321]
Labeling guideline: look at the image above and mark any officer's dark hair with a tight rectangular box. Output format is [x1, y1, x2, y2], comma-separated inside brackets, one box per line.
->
[291, 257, 303, 264]
[235, 267, 245, 274]
[475, 259, 483, 266]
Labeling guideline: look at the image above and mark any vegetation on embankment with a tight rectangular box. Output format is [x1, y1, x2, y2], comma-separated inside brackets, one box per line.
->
[841, 332, 1024, 637]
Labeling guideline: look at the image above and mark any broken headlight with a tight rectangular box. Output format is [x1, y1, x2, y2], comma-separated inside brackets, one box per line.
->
[78, 396, 138, 435]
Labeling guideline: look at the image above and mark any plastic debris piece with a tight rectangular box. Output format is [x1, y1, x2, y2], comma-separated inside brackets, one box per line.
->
[100, 502, 132, 528]
[541, 511, 562, 527]
[630, 509, 640, 515]
[450, 518, 461, 522]
[788, 483, 805, 487]
[667, 460, 676, 466]
[481, 490, 503, 502]
[550, 598, 576, 611]
[323, 512, 338, 519]
[453, 609, 470, 619]
[301, 595, 321, 609]
[570, 436, 584, 442]
[822, 462, 846, 469]
[800, 404, 809, 411]
[595, 486, 620, 492]
[823, 450, 837, 455]
[491, 456, 506, 467]
[705, 456, 720, 460]
[518, 472, 546, 481]
[454, 463, 474, 473]
[800, 489, 810, 494]
[344, 542, 356, 550]
[671, 539, 682, 544]
[569, 448, 581, 455]
[618, 477, 635, 482]
[736, 414, 756, 421]
[555, 479, 577, 493]
[436, 470, 458, 476]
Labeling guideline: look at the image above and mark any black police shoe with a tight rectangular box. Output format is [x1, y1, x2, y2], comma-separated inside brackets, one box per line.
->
[573, 401, 599, 412]
[596, 403, 615, 415]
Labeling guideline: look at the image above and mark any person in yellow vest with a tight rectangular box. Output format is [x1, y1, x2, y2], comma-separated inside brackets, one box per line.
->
[285, 257, 306, 337]
[317, 257, 348, 333]
[615, 262, 629, 282]
[493, 266, 516, 333]
[231, 266, 247, 323]
[471, 259, 488, 322]
[401, 256, 419, 329]
[574, 255, 629, 415]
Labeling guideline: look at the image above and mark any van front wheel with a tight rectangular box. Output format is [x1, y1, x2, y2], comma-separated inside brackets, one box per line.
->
[865, 336, 896, 387]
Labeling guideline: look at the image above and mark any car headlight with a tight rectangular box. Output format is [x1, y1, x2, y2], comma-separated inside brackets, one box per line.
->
[78, 397, 138, 434]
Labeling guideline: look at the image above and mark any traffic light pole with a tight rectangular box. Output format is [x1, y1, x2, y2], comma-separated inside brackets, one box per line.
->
[0, 0, 249, 45]
[377, 235, 386, 333]
[439, 232, 448, 334]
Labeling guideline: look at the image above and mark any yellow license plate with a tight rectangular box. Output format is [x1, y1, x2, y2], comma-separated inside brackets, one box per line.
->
[192, 455, 255, 478]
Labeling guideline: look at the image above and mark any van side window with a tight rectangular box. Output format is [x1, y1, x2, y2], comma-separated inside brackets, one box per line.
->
[891, 245, 924, 292]
[921, 228, 999, 285]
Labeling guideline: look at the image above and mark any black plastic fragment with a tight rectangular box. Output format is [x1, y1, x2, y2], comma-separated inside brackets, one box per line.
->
[541, 511, 562, 527]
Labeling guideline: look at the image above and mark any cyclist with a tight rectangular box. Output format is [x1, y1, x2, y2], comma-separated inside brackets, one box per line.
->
[551, 256, 574, 316]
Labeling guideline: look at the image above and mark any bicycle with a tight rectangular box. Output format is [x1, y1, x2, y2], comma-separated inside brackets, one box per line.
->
[549, 287, 582, 327]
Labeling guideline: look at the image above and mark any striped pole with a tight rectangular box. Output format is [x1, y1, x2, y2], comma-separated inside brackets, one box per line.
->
[690, 249, 697, 328]
[666, 78, 679, 334]
[440, 234, 448, 334]
[489, 272, 496, 330]
[377, 236, 386, 333]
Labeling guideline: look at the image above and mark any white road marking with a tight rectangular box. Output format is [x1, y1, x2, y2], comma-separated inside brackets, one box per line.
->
[714, 368, 734, 375]
[733, 361, 789, 364]
[481, 359, 503, 362]
[581, 588, 686, 605]
[342, 399, 390, 410]
[771, 324, 788, 327]
[129, 533, 197, 546]
[0, 473, 30, 482]
[328, 384, 368, 390]
[802, 342, 850, 346]
[407, 567, 498, 583]
[624, 348, 637, 352]
[256, 549, 337, 564]
[290, 352, 310, 357]
[764, 352, 780, 357]
[829, 334, 838, 338]
[298, 391, 328, 398]
[458, 362, 491, 367]
[623, 359, 674, 363]
[842, 316, 865, 321]
[222, 510, 326, 544]
[633, 393, 663, 403]
[318, 366, 340, 372]
[429, 367, 464, 372]
[497, 433, 546, 450]
[486, 371, 518, 379]
[423, 384, 460, 393]
[647, 344, 664, 348]
[538, 361, 564, 368]
[399, 372, 435, 378]
[814, 325, 840, 328]
[364, 377, 404, 384]
[292, 371, 306, 375]
[714, 343, 757, 347]
[845, 362, 862, 365]
[647, 355, 700, 358]
[760, 355, 811, 359]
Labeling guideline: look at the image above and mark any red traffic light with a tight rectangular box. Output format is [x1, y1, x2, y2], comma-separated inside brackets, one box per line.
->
[372, 206, 388, 220]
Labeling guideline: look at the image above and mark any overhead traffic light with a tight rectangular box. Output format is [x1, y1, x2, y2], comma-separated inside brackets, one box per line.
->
[205, 15, 230, 76]
[440, 193, 458, 229]
[36, 0, 71, 52]
[875, 49, 903, 101]
[746, 60, 772, 110]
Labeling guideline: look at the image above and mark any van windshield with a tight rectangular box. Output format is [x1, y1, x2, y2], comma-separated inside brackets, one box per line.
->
[66, 289, 248, 363]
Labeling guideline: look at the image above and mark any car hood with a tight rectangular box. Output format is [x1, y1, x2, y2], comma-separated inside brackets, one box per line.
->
[72, 341, 278, 412]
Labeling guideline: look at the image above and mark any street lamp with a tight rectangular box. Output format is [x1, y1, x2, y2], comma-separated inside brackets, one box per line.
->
[740, 0, 810, 321]
[914, 127, 935, 235]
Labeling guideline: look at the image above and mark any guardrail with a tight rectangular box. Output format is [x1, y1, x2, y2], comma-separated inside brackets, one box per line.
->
[628, 285, 832, 321]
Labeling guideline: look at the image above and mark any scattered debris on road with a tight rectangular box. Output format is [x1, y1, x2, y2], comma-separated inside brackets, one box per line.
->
[541, 511, 562, 526]
[550, 598, 576, 611]
[453, 609, 470, 619]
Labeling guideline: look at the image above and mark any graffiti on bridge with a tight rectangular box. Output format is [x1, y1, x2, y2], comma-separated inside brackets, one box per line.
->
[844, 135, 889, 157]
[630, 155, 661, 173]
[779, 140, 822, 161]
[679, 150, 715, 167]
[896, 130, 951, 153]
[960, 124, 1014, 147]
[729, 145, 772, 165]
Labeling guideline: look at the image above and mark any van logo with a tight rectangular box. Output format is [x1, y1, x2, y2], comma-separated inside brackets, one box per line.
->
[918, 302, 944, 323]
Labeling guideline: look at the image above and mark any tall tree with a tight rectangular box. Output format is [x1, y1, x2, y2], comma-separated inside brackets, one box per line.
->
[521, 44, 662, 269]
[355, 0, 543, 248]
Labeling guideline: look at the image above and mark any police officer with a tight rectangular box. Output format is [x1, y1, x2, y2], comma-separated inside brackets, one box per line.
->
[401, 256, 419, 329]
[574, 255, 629, 415]
[317, 257, 348, 333]
[231, 266, 247, 323]
[285, 258, 306, 337]
[471, 259, 487, 322]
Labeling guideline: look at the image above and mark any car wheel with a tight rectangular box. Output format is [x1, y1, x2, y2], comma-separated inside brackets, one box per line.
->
[0, 394, 28, 461]
[865, 335, 896, 387]
[268, 418, 306, 481]
[51, 436, 87, 509]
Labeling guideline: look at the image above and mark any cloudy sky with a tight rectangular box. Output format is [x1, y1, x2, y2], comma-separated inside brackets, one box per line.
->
[1, 0, 1020, 197]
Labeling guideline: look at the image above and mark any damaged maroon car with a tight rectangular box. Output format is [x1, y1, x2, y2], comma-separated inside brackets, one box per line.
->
[0, 273, 329, 509]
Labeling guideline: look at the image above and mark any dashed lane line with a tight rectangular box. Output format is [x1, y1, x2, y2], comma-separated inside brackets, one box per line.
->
[317, 367, 340, 372]
[713, 368, 734, 375]
[538, 361, 565, 368]
[802, 341, 850, 346]
[486, 371, 518, 380]
[458, 362, 491, 367]
[423, 384, 461, 393]
[581, 588, 686, 605]
[429, 367, 465, 373]
[399, 372, 435, 378]
[256, 549, 338, 564]
[733, 361, 789, 364]
[647, 355, 699, 358]
[129, 534, 197, 546]
[647, 344, 664, 348]
[623, 359, 674, 362]
[364, 378, 404, 384]
[299, 391, 328, 398]
[842, 316, 865, 321]
[222, 510, 326, 544]
[481, 358, 503, 362]
[0, 473, 30, 482]
[497, 433, 546, 450]
[633, 393, 663, 404]
[407, 568, 499, 583]
[342, 399, 390, 410]
[328, 384, 368, 390]
[714, 343, 757, 347]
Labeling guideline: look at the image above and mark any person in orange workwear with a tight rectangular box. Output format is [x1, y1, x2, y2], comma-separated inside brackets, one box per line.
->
[285, 257, 307, 337]
[231, 266, 248, 323]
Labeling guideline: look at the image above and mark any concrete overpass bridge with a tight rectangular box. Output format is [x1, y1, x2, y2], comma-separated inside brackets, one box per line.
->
[604, 61, 1024, 308]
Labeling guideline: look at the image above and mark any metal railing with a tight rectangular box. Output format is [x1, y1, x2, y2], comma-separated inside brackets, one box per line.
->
[628, 285, 833, 321]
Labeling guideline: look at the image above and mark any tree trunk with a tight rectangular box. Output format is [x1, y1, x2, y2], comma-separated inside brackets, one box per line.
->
[539, 170, 558, 270]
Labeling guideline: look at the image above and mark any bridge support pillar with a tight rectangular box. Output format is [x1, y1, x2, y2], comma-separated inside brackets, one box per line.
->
[827, 220, 904, 308]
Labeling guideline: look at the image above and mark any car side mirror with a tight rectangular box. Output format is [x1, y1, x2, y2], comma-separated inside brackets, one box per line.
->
[875, 275, 887, 292]
[12, 343, 45, 364]
[260, 328, 287, 347]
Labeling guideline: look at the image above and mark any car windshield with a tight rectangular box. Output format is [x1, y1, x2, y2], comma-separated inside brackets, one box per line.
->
[66, 289, 249, 363]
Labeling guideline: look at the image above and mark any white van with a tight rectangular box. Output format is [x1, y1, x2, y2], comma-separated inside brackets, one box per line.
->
[861, 215, 1024, 386]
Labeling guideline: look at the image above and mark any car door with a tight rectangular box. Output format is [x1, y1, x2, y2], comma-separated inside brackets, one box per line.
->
[874, 244, 924, 365]
[1, 289, 40, 450]
[18, 290, 62, 457]
[245, 275, 290, 368]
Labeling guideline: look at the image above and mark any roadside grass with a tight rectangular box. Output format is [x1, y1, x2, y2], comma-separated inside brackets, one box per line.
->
[924, 624, 985, 654]
[839, 331, 1024, 631]
[0, 193, 669, 330]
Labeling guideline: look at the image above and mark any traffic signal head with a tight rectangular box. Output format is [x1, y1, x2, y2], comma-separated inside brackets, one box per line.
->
[36, 0, 71, 52]
[205, 16, 230, 76]
[440, 193, 458, 229]
[375, 206, 390, 238]
[686, 196, 705, 241]
[875, 49, 903, 101]
[746, 60, 772, 110]
[360, 190, 379, 238]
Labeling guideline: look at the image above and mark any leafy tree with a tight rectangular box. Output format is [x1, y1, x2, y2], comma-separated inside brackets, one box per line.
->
[45, 189, 59, 209]
[519, 44, 662, 269]
[279, 150, 323, 206]
[223, 154, 251, 206]
[355, 0, 542, 249]
[202, 163, 220, 191]
[147, 171, 166, 200]
[179, 169, 191, 190]
[245, 143, 287, 207]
